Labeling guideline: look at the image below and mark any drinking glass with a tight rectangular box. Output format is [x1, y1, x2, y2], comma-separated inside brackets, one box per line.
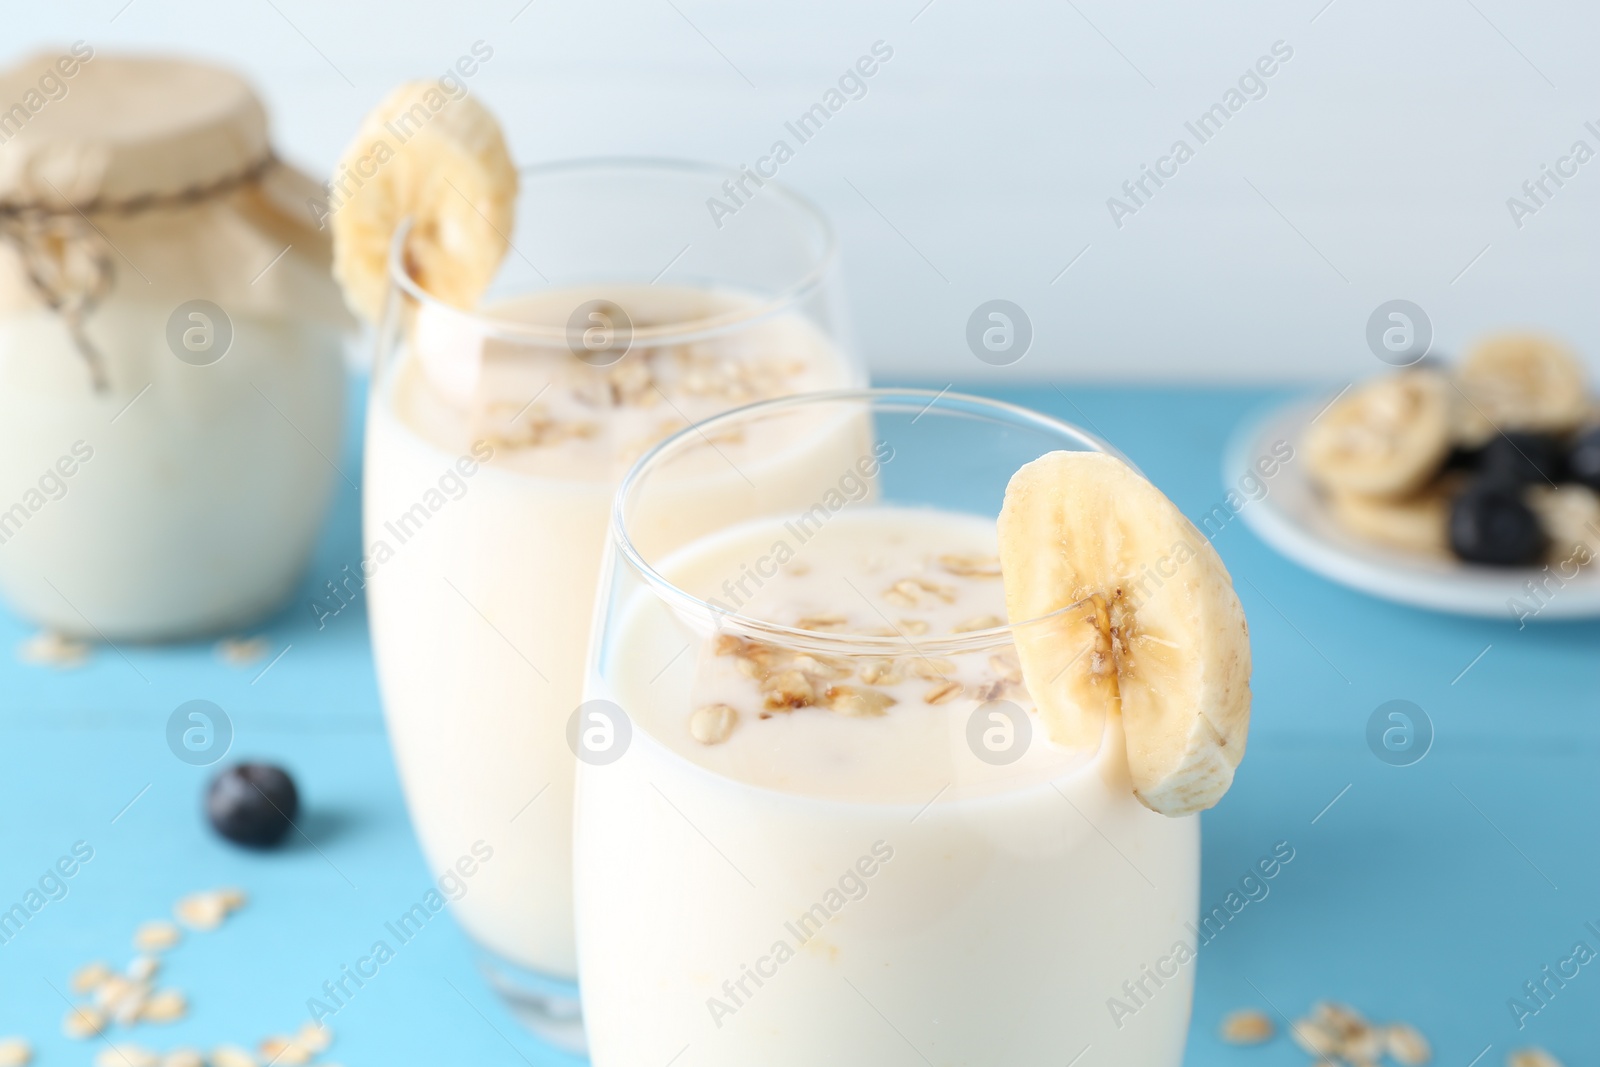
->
[576, 389, 1200, 1066]
[363, 159, 858, 1051]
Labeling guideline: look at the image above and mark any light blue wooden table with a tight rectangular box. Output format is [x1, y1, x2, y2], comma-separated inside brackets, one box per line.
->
[2, 382, 1594, 1065]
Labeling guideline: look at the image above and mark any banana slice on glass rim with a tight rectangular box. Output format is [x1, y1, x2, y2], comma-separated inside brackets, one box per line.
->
[328, 81, 518, 325]
[997, 451, 1252, 817]
[1305, 370, 1452, 498]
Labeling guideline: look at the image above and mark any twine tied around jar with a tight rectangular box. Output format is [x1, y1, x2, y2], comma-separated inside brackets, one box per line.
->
[0, 153, 279, 393]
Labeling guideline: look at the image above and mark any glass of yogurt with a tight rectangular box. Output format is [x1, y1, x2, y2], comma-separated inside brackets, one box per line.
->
[577, 389, 1200, 1066]
[363, 160, 860, 1049]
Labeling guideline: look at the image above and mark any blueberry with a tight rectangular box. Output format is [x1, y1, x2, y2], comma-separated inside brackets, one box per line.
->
[1568, 427, 1600, 491]
[1443, 444, 1484, 472]
[1448, 483, 1546, 566]
[206, 763, 299, 848]
[1478, 432, 1564, 486]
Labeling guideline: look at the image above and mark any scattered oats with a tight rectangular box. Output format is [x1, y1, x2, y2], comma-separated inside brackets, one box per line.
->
[882, 585, 916, 608]
[295, 1021, 332, 1053]
[1342, 1025, 1384, 1063]
[1288, 1019, 1339, 1057]
[898, 618, 930, 635]
[938, 553, 1002, 578]
[824, 686, 896, 718]
[988, 651, 1022, 683]
[217, 887, 248, 912]
[713, 633, 745, 656]
[215, 635, 271, 666]
[110, 983, 151, 1025]
[1507, 1050, 1564, 1067]
[859, 659, 904, 686]
[952, 614, 1003, 633]
[1312, 1001, 1368, 1037]
[93, 974, 136, 1010]
[1218, 1009, 1274, 1045]
[212, 1046, 258, 1067]
[18, 630, 90, 668]
[761, 669, 815, 709]
[795, 614, 848, 632]
[606, 358, 654, 404]
[62, 1005, 105, 1039]
[1386, 1023, 1432, 1065]
[127, 954, 160, 982]
[973, 679, 1011, 702]
[924, 680, 963, 705]
[96, 1045, 157, 1067]
[787, 562, 811, 576]
[161, 1050, 204, 1067]
[791, 654, 850, 679]
[71, 960, 112, 994]
[689, 704, 739, 745]
[133, 920, 181, 952]
[259, 1036, 311, 1065]
[1284, 1001, 1436, 1066]
[140, 988, 187, 1024]
[883, 576, 958, 607]
[175, 892, 227, 931]
[0, 1038, 30, 1067]
[908, 657, 956, 681]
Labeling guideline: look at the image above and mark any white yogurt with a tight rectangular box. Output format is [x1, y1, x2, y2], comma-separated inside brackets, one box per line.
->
[0, 302, 345, 639]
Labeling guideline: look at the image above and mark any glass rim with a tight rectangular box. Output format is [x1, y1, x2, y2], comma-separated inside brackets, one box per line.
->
[611, 387, 1133, 656]
[386, 156, 839, 347]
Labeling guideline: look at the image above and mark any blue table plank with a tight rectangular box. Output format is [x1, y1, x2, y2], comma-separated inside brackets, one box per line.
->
[1, 378, 1594, 1065]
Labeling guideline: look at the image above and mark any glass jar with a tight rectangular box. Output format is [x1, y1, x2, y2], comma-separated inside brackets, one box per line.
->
[578, 389, 1200, 1067]
[0, 51, 350, 640]
[363, 158, 861, 1050]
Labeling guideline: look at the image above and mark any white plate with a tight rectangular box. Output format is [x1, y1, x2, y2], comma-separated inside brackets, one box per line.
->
[1223, 396, 1600, 620]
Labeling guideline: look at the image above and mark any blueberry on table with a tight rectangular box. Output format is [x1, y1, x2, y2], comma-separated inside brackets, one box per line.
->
[206, 763, 299, 847]
[1478, 432, 1564, 486]
[1569, 427, 1600, 491]
[1448, 483, 1547, 566]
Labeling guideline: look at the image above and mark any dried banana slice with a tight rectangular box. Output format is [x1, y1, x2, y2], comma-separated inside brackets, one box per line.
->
[1328, 479, 1455, 558]
[997, 451, 1252, 816]
[1526, 484, 1600, 562]
[1305, 370, 1451, 498]
[330, 81, 518, 322]
[1456, 333, 1589, 443]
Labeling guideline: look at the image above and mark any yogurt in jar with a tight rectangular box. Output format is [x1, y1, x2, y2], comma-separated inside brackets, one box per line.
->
[0, 52, 351, 639]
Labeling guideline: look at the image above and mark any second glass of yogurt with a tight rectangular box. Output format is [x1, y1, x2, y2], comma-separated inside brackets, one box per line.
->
[363, 160, 860, 1048]
[577, 390, 1200, 1066]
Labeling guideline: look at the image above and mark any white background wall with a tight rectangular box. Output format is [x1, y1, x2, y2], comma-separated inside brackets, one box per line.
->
[6, 0, 1599, 383]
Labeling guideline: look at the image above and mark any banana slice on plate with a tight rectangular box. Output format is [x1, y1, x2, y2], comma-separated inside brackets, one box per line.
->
[330, 81, 518, 323]
[1305, 370, 1451, 498]
[1328, 478, 1456, 558]
[1526, 484, 1600, 562]
[997, 451, 1252, 816]
[1456, 333, 1589, 443]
